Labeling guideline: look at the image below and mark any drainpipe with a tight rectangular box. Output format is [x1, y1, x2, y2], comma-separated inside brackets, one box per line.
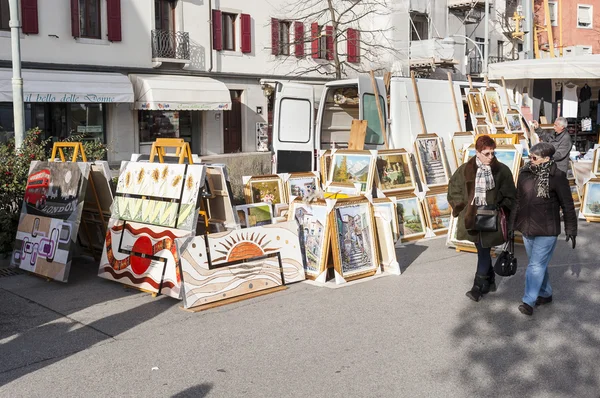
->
[9, 0, 25, 150]
[208, 0, 213, 72]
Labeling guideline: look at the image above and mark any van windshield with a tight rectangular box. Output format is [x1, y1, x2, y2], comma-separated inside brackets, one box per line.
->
[362, 94, 385, 145]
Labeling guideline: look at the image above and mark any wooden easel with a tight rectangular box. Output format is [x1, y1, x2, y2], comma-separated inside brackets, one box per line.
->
[411, 71, 428, 135]
[50, 142, 106, 261]
[448, 71, 464, 132]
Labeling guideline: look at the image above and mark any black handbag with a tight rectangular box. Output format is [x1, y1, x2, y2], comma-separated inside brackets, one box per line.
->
[494, 235, 517, 277]
[474, 205, 498, 232]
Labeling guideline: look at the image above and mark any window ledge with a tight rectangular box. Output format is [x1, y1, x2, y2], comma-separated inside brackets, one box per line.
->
[76, 37, 110, 46]
[220, 50, 244, 57]
[577, 25, 593, 29]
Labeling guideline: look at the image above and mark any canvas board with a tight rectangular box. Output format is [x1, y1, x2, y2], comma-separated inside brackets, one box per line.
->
[12, 161, 90, 282]
[205, 164, 238, 229]
[395, 196, 426, 241]
[424, 193, 451, 233]
[484, 89, 505, 128]
[375, 150, 416, 193]
[373, 198, 400, 242]
[414, 135, 450, 188]
[374, 207, 398, 271]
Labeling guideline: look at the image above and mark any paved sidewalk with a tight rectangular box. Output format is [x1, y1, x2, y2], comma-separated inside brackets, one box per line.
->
[1, 223, 599, 397]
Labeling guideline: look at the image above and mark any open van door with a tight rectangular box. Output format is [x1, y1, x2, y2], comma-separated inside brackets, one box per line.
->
[272, 82, 315, 173]
[358, 75, 388, 148]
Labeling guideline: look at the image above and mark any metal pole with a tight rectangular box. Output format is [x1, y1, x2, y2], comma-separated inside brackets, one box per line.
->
[483, 0, 489, 76]
[9, 0, 25, 150]
[522, 0, 534, 59]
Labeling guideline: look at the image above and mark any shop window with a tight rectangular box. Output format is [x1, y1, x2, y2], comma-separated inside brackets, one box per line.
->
[577, 5, 593, 29]
[79, 0, 101, 38]
[222, 12, 237, 51]
[548, 1, 558, 26]
[70, 104, 105, 142]
[138, 110, 192, 143]
[0, 0, 9, 31]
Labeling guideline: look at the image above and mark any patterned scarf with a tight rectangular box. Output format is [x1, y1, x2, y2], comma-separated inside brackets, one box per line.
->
[472, 157, 495, 205]
[525, 160, 554, 198]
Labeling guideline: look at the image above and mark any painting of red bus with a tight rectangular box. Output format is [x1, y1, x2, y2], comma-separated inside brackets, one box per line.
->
[24, 169, 50, 208]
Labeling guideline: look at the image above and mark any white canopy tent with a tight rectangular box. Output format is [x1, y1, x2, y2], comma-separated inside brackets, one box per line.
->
[0, 68, 134, 103]
[488, 55, 600, 80]
[130, 74, 231, 111]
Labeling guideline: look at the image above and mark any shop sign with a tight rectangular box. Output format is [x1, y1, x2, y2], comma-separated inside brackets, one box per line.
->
[77, 126, 103, 133]
[24, 93, 118, 103]
[138, 102, 231, 111]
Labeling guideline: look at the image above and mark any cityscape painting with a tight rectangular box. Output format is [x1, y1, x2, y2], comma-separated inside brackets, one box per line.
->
[415, 136, 449, 187]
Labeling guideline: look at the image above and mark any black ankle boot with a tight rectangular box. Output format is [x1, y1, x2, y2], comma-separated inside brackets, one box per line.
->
[466, 274, 490, 302]
[485, 267, 497, 293]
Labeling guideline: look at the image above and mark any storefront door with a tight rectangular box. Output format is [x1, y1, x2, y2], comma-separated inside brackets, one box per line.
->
[223, 90, 242, 153]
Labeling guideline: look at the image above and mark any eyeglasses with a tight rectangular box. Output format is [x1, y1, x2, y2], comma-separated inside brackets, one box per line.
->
[479, 151, 495, 158]
[530, 155, 546, 161]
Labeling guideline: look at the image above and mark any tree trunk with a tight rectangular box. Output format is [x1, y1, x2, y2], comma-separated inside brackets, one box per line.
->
[327, 0, 342, 79]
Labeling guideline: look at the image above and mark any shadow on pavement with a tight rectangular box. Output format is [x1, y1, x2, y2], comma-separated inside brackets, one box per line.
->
[171, 383, 214, 398]
[396, 242, 428, 273]
[449, 226, 600, 397]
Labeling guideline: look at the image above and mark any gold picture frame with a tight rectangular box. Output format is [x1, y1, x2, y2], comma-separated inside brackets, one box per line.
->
[395, 195, 427, 242]
[328, 150, 376, 194]
[286, 172, 320, 201]
[244, 175, 285, 205]
[423, 190, 452, 235]
[467, 90, 487, 118]
[451, 132, 476, 168]
[375, 149, 417, 193]
[505, 109, 526, 133]
[484, 88, 505, 128]
[581, 179, 600, 220]
[414, 134, 451, 188]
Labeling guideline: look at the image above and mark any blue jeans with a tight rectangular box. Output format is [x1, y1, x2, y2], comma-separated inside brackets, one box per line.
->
[522, 235, 558, 307]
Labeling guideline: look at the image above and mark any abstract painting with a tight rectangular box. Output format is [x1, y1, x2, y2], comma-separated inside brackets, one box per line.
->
[329, 151, 375, 193]
[246, 175, 284, 204]
[582, 181, 600, 217]
[467, 90, 486, 118]
[376, 150, 415, 192]
[289, 199, 330, 278]
[99, 219, 191, 299]
[424, 193, 451, 232]
[12, 161, 90, 282]
[236, 203, 273, 228]
[331, 198, 379, 281]
[113, 162, 205, 231]
[415, 136, 450, 187]
[286, 172, 320, 200]
[396, 196, 426, 241]
[484, 89, 505, 128]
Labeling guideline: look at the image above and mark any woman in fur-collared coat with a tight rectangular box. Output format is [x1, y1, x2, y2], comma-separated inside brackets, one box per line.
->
[447, 135, 517, 302]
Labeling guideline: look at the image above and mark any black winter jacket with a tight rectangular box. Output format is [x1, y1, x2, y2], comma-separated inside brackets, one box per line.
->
[512, 162, 577, 237]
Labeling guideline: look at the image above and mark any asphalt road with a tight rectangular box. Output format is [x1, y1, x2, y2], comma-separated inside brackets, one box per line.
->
[1, 222, 599, 397]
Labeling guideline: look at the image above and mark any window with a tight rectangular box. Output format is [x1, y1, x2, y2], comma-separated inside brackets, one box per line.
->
[79, 0, 101, 38]
[318, 26, 327, 58]
[278, 99, 311, 143]
[518, 43, 523, 52]
[475, 37, 484, 59]
[577, 5, 593, 29]
[0, 0, 8, 31]
[278, 21, 291, 56]
[70, 104, 105, 142]
[497, 40, 504, 59]
[410, 13, 428, 41]
[222, 12, 237, 51]
[155, 0, 174, 31]
[548, 1, 558, 26]
[362, 94, 386, 146]
[139, 110, 191, 143]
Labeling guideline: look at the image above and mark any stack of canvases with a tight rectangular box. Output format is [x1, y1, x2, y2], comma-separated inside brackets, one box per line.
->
[11, 160, 114, 282]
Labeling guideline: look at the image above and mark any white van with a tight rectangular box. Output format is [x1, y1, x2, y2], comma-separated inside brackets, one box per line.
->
[271, 76, 515, 173]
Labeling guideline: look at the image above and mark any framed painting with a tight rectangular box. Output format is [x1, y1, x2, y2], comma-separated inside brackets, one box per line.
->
[475, 133, 518, 146]
[424, 193, 451, 233]
[520, 138, 530, 160]
[446, 216, 474, 249]
[593, 149, 600, 175]
[373, 198, 400, 242]
[375, 150, 416, 193]
[274, 203, 290, 218]
[286, 172, 320, 201]
[395, 196, 426, 241]
[484, 88, 505, 128]
[374, 209, 398, 272]
[467, 90, 486, 118]
[451, 132, 475, 168]
[570, 184, 581, 206]
[236, 203, 273, 228]
[494, 146, 522, 178]
[328, 150, 376, 193]
[581, 179, 600, 218]
[475, 123, 491, 136]
[245, 175, 285, 204]
[505, 110, 525, 133]
[567, 161, 575, 181]
[319, 150, 332, 183]
[289, 199, 331, 279]
[330, 197, 379, 282]
[414, 135, 450, 188]
[325, 183, 361, 198]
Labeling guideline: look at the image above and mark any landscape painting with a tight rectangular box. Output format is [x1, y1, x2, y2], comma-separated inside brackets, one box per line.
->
[332, 201, 378, 280]
[329, 152, 374, 192]
[415, 137, 449, 187]
[290, 200, 330, 278]
[376, 152, 415, 192]
[425, 194, 451, 232]
[236, 203, 273, 228]
[396, 197, 426, 240]
[494, 148, 520, 175]
[582, 181, 600, 216]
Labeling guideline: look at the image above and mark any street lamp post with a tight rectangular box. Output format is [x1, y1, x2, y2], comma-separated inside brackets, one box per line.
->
[9, 0, 25, 150]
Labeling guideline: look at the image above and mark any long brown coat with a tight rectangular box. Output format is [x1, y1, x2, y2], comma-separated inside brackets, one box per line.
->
[447, 156, 517, 248]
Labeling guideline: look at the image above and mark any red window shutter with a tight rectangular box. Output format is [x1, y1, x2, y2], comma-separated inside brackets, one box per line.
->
[354, 30, 360, 63]
[70, 0, 80, 37]
[212, 10, 222, 51]
[107, 0, 122, 42]
[241, 14, 251, 53]
[21, 0, 38, 34]
[347, 28, 359, 63]
[311, 22, 319, 59]
[326, 25, 334, 60]
[271, 18, 279, 55]
[294, 22, 304, 58]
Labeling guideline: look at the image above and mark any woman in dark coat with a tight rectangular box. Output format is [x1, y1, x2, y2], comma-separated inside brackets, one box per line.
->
[448, 135, 517, 301]
[511, 142, 577, 316]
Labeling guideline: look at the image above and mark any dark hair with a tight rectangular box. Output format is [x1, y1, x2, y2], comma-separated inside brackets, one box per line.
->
[530, 142, 556, 159]
[475, 135, 496, 152]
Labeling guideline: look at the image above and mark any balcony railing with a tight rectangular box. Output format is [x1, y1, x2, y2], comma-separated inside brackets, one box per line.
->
[151, 29, 190, 61]
[468, 56, 511, 75]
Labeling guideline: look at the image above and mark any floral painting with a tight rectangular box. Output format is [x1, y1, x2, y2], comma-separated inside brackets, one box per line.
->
[248, 178, 283, 204]
[467, 91, 486, 118]
[484, 90, 505, 128]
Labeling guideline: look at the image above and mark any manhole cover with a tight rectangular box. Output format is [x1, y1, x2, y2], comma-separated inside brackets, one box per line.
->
[0, 267, 23, 278]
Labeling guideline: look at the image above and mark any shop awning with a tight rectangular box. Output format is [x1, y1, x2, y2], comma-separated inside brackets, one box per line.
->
[129, 74, 231, 111]
[488, 55, 600, 80]
[0, 68, 134, 102]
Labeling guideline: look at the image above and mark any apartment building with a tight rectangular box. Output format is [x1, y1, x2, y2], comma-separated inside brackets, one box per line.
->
[0, 0, 377, 162]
